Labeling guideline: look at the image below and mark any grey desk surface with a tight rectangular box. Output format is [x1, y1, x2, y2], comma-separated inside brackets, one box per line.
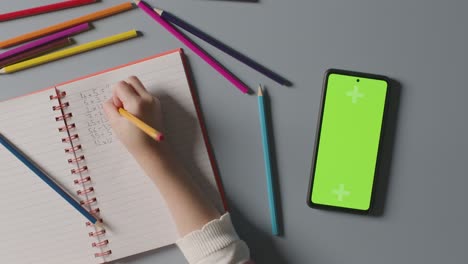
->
[1, 0, 467, 263]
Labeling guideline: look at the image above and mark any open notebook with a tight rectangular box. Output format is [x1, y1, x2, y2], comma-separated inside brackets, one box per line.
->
[0, 49, 225, 264]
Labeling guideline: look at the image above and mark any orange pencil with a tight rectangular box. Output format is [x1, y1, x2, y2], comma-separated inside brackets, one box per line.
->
[0, 2, 134, 49]
[118, 108, 164, 141]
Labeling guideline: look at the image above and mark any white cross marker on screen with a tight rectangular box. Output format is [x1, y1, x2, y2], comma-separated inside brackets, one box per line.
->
[346, 86, 364, 104]
[332, 184, 350, 201]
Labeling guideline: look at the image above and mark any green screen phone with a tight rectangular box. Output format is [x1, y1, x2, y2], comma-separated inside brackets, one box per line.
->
[307, 69, 389, 212]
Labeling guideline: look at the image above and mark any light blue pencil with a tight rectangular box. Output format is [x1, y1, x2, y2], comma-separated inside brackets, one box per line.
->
[257, 85, 279, 236]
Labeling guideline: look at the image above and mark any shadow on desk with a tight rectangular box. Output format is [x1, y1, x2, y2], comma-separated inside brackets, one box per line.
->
[229, 202, 288, 264]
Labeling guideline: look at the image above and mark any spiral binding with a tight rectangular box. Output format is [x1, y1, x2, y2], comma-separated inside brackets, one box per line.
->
[55, 112, 72, 121]
[89, 229, 106, 237]
[71, 165, 88, 174]
[68, 155, 85, 164]
[64, 145, 81, 153]
[92, 240, 109, 247]
[58, 123, 76, 132]
[50, 90, 112, 262]
[77, 187, 94, 195]
[95, 251, 112, 258]
[52, 102, 70, 111]
[62, 134, 79, 143]
[74, 176, 91, 184]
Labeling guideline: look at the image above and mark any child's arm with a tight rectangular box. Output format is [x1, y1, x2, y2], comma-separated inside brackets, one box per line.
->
[103, 77, 252, 264]
[102, 76, 220, 236]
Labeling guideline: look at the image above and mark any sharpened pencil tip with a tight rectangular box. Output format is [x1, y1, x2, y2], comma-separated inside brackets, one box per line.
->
[94, 221, 104, 228]
[133, 0, 141, 5]
[257, 85, 263, 96]
[0, 68, 5, 74]
[153, 8, 164, 15]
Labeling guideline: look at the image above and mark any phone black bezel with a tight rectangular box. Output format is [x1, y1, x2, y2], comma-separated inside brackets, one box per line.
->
[306, 68, 390, 214]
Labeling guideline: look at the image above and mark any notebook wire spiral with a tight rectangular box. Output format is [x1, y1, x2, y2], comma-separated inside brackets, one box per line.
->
[50, 89, 112, 262]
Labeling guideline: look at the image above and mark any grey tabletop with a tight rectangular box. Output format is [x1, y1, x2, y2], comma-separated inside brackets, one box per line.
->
[2, 0, 467, 263]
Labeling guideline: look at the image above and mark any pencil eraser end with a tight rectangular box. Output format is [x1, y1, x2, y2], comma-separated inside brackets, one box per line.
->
[155, 134, 164, 141]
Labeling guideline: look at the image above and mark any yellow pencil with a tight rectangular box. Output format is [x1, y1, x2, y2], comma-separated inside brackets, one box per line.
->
[118, 108, 164, 141]
[0, 30, 139, 74]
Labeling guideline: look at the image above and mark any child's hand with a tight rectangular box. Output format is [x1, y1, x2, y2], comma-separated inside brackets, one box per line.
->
[104, 80, 222, 239]
[103, 76, 164, 154]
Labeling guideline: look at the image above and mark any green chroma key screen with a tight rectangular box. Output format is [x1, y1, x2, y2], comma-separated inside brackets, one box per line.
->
[309, 71, 388, 211]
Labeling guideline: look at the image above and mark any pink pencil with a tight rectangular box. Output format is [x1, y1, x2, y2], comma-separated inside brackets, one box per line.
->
[134, 0, 250, 94]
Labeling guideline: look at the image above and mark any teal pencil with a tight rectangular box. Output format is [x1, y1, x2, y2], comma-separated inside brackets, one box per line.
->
[257, 85, 279, 236]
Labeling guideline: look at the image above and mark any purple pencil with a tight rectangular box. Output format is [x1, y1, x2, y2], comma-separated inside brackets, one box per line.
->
[135, 0, 250, 94]
[0, 23, 89, 61]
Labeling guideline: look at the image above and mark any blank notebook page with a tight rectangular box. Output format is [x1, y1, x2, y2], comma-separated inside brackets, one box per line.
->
[0, 89, 96, 264]
[56, 50, 224, 262]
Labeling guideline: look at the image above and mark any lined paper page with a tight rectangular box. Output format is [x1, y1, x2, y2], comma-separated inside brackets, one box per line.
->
[56, 50, 223, 262]
[0, 89, 96, 264]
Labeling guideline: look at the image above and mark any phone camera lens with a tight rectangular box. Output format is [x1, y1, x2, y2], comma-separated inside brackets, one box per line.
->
[357, 79, 360, 82]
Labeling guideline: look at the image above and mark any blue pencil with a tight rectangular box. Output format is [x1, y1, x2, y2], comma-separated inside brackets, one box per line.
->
[0, 133, 100, 226]
[257, 86, 279, 236]
[154, 8, 291, 86]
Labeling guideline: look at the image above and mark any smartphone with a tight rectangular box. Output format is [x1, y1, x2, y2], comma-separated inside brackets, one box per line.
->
[307, 69, 389, 213]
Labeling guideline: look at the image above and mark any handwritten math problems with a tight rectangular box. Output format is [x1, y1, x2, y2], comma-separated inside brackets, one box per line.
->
[79, 86, 113, 146]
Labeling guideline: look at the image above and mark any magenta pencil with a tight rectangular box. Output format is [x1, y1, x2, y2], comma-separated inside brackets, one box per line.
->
[0, 23, 89, 61]
[134, 0, 250, 94]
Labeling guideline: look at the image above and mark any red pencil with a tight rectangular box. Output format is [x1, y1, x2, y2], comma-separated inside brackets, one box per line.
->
[0, 0, 97, 22]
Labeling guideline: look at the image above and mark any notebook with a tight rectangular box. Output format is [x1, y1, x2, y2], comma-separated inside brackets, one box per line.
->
[0, 49, 226, 264]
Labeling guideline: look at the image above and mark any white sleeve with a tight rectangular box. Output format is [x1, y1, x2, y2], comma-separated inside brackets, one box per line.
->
[176, 213, 251, 264]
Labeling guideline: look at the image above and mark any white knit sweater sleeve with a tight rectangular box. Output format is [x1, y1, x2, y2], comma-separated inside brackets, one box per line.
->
[176, 213, 251, 264]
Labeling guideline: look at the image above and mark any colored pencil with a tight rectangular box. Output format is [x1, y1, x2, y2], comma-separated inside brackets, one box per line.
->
[257, 85, 279, 236]
[0, 30, 139, 74]
[0, 2, 134, 49]
[0, 23, 90, 61]
[154, 8, 291, 86]
[118, 108, 164, 141]
[134, 0, 250, 94]
[0, 38, 72, 68]
[0, 0, 97, 22]
[0, 133, 100, 225]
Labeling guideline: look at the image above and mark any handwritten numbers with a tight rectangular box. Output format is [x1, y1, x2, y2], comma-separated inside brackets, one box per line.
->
[80, 86, 113, 146]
